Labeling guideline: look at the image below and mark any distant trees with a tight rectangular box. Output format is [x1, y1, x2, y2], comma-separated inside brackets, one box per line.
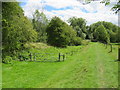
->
[2, 2, 37, 58]
[94, 25, 110, 43]
[46, 17, 82, 47]
[32, 10, 48, 43]
[89, 21, 120, 43]
[68, 17, 87, 39]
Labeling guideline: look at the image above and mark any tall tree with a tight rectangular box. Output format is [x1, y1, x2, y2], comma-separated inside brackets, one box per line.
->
[89, 21, 119, 43]
[46, 16, 81, 47]
[68, 17, 87, 39]
[94, 25, 110, 43]
[2, 2, 37, 58]
[32, 10, 48, 43]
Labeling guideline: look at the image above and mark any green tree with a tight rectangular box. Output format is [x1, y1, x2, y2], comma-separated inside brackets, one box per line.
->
[2, 2, 37, 59]
[81, 0, 120, 13]
[89, 21, 119, 43]
[46, 16, 79, 47]
[32, 10, 48, 43]
[94, 25, 110, 43]
[116, 27, 120, 42]
[68, 17, 87, 39]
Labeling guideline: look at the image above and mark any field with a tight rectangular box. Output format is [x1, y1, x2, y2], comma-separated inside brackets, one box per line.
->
[2, 42, 118, 88]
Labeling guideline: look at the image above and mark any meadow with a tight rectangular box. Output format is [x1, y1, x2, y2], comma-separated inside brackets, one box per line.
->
[2, 42, 118, 88]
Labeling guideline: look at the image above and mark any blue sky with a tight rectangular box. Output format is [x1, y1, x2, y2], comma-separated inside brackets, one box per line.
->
[17, 0, 118, 25]
[19, 2, 90, 13]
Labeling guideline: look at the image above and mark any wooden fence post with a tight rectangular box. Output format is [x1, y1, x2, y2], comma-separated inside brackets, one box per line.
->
[19, 54, 22, 61]
[118, 46, 120, 61]
[58, 53, 61, 62]
[29, 53, 32, 61]
[34, 53, 36, 61]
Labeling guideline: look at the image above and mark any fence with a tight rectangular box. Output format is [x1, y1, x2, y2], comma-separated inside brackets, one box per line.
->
[103, 43, 120, 61]
[19, 52, 65, 62]
[18, 47, 82, 62]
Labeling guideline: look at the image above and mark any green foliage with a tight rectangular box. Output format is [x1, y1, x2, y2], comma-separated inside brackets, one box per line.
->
[3, 56, 12, 64]
[117, 27, 120, 42]
[94, 25, 110, 43]
[111, 1, 120, 14]
[89, 21, 119, 43]
[32, 10, 48, 43]
[70, 37, 82, 46]
[109, 30, 117, 43]
[68, 17, 87, 39]
[46, 16, 78, 47]
[2, 2, 37, 60]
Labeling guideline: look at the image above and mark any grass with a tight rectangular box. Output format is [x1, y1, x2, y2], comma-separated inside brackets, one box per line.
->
[2, 42, 118, 88]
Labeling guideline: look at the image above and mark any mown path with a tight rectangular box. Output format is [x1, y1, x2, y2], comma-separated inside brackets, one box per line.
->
[2, 42, 118, 88]
[38, 43, 118, 88]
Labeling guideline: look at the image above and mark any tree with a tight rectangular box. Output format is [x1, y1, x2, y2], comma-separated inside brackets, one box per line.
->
[32, 10, 48, 43]
[109, 30, 117, 43]
[94, 25, 110, 43]
[89, 21, 119, 43]
[116, 27, 120, 42]
[2, 2, 37, 58]
[46, 16, 80, 47]
[79, 0, 120, 14]
[68, 17, 87, 39]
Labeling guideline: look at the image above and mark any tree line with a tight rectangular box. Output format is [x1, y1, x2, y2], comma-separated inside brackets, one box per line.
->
[2, 2, 120, 62]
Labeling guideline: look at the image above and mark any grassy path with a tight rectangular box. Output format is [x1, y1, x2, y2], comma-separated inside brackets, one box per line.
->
[2, 42, 118, 88]
[38, 43, 118, 88]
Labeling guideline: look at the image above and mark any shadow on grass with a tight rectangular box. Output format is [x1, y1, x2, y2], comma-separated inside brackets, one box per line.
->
[114, 59, 120, 62]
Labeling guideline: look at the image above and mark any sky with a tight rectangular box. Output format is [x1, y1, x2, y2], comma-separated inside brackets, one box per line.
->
[17, 0, 118, 25]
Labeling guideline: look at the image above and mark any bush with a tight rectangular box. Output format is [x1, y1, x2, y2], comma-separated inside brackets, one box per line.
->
[46, 17, 77, 47]
[3, 56, 12, 64]
[72, 37, 82, 46]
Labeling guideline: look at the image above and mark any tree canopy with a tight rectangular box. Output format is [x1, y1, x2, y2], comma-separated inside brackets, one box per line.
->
[46, 17, 82, 47]
[2, 2, 37, 58]
[32, 10, 49, 43]
[68, 17, 87, 39]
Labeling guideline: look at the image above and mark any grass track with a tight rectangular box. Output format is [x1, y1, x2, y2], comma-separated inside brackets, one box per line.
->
[2, 42, 118, 88]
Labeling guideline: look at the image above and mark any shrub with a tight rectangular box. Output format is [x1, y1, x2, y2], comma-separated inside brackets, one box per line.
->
[72, 37, 82, 46]
[46, 16, 77, 47]
[3, 56, 12, 64]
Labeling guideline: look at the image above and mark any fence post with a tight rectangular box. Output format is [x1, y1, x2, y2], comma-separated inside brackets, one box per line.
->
[58, 53, 61, 62]
[29, 53, 32, 61]
[19, 54, 22, 61]
[34, 53, 36, 61]
[118, 46, 120, 61]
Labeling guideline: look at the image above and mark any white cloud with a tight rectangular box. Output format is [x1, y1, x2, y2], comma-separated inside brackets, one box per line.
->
[18, 0, 118, 25]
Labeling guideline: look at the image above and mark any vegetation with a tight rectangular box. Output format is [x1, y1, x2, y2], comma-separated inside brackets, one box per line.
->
[32, 10, 48, 43]
[2, 42, 118, 88]
[93, 25, 110, 44]
[89, 21, 120, 43]
[1, 1, 120, 88]
[46, 17, 82, 47]
[2, 2, 37, 62]
[68, 17, 87, 39]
